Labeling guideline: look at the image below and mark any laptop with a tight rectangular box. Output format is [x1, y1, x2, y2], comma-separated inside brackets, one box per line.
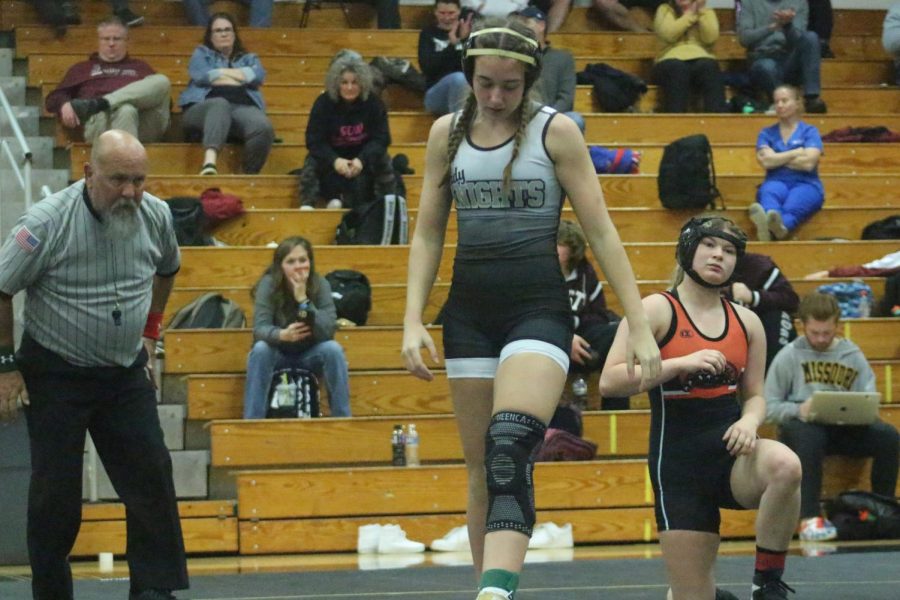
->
[807, 391, 882, 426]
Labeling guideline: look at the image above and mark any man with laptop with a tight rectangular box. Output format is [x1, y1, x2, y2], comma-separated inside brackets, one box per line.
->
[765, 292, 899, 542]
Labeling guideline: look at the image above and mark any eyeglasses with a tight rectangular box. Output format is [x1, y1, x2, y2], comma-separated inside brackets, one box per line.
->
[212, 27, 234, 34]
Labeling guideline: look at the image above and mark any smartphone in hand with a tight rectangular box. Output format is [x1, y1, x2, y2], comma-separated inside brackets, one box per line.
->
[297, 306, 316, 329]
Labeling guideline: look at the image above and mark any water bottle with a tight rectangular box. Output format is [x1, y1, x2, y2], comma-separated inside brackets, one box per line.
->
[571, 376, 589, 409]
[859, 289, 872, 318]
[391, 424, 406, 466]
[405, 423, 420, 467]
[572, 377, 588, 399]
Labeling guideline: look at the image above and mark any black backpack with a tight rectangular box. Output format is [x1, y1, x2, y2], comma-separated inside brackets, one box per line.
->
[265, 365, 320, 419]
[167, 293, 247, 329]
[826, 490, 900, 540]
[167, 197, 212, 246]
[576, 63, 647, 112]
[325, 269, 372, 325]
[657, 134, 722, 209]
[861, 215, 900, 240]
[335, 194, 408, 245]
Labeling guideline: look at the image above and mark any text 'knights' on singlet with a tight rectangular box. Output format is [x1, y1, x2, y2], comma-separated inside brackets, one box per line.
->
[449, 105, 565, 261]
[656, 291, 749, 400]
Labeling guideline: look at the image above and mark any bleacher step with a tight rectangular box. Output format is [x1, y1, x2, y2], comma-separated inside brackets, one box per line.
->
[0, 75, 24, 104]
[158, 403, 185, 451]
[0, 135, 53, 167]
[0, 105, 38, 136]
[81, 449, 209, 500]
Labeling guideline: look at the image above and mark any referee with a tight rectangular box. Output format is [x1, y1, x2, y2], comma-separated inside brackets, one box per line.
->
[0, 130, 188, 600]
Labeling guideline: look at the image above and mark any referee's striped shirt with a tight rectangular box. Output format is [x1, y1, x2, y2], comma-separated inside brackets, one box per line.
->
[0, 180, 180, 367]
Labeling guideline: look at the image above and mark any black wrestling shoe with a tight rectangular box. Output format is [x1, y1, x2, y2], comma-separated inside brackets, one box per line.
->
[715, 587, 740, 600]
[70, 97, 108, 122]
[752, 578, 796, 600]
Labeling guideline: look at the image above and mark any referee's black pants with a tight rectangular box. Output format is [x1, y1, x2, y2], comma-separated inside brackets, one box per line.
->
[18, 334, 188, 600]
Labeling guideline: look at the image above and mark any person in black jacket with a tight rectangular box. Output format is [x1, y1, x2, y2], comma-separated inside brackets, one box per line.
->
[299, 55, 396, 210]
[723, 251, 799, 367]
[419, 0, 474, 115]
[557, 220, 629, 409]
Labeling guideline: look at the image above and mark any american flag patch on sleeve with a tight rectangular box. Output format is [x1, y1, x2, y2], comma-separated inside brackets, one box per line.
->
[14, 226, 41, 253]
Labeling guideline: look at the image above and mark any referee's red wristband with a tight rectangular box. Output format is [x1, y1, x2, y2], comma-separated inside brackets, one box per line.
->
[143, 311, 164, 340]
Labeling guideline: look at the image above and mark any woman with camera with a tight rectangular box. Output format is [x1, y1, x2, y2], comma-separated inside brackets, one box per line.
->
[243, 236, 351, 418]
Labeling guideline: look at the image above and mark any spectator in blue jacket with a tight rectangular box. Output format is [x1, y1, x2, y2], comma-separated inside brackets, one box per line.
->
[748, 85, 824, 242]
[178, 13, 275, 175]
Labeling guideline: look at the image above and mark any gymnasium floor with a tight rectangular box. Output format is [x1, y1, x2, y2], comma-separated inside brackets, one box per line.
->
[1, 541, 898, 599]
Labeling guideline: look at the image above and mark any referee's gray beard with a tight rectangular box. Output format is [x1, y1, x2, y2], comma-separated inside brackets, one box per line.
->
[103, 198, 141, 241]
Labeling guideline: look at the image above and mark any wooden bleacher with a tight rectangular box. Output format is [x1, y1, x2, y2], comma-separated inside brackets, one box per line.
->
[231, 450, 899, 553]
[53, 110, 900, 147]
[51, 112, 900, 147]
[7, 4, 895, 557]
[186, 357, 899, 420]
[205, 206, 898, 246]
[27, 51, 895, 87]
[167, 278, 890, 328]
[164, 318, 900, 375]
[210, 407, 900, 468]
[171, 242, 899, 287]
[72, 500, 238, 557]
[67, 142, 900, 177]
[41, 79, 900, 125]
[12, 26, 891, 61]
[140, 174, 900, 209]
[0, 2, 886, 35]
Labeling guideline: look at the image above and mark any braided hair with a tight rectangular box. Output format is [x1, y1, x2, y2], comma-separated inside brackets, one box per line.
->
[442, 18, 542, 194]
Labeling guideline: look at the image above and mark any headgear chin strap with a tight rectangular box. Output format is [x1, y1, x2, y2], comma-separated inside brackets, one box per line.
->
[676, 217, 746, 289]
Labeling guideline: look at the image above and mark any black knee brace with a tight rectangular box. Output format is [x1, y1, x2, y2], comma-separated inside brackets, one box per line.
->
[484, 411, 547, 536]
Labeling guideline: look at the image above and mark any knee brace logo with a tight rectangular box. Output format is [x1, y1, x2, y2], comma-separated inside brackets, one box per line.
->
[487, 446, 522, 491]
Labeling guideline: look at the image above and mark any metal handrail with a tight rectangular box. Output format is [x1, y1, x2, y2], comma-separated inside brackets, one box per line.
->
[0, 85, 34, 223]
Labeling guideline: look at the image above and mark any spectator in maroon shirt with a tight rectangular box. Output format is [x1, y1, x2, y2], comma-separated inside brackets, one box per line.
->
[44, 17, 170, 144]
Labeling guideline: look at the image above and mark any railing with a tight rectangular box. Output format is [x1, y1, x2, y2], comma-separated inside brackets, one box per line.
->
[0, 84, 33, 232]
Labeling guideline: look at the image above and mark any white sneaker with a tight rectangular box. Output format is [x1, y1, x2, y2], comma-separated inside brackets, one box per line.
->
[299, 204, 315, 211]
[799, 517, 838, 541]
[326, 198, 343, 209]
[357, 524, 382, 554]
[748, 203, 771, 242]
[528, 522, 574, 549]
[377, 524, 425, 554]
[766, 209, 789, 240]
[430, 525, 470, 552]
